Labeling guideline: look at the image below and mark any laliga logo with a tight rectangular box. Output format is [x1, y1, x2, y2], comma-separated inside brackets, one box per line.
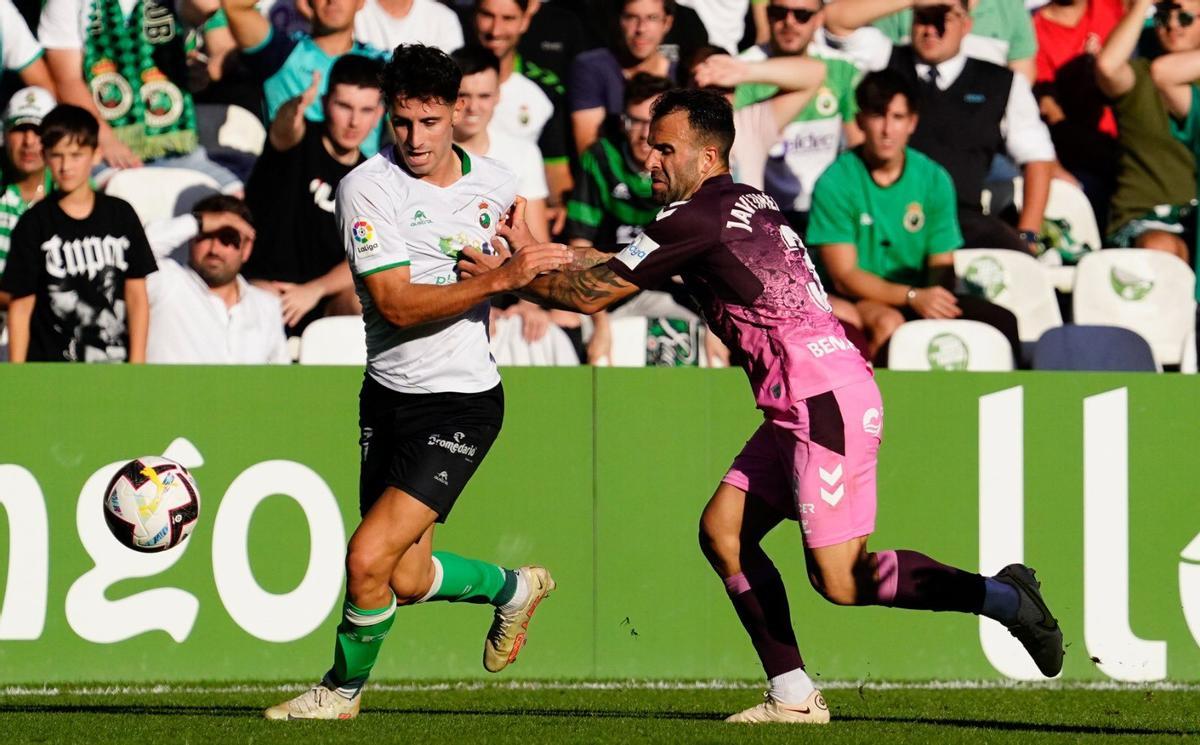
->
[351, 219, 374, 244]
[978, 387, 1200, 682]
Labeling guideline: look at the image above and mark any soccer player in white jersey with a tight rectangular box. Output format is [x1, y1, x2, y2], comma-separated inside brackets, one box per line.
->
[264, 44, 573, 721]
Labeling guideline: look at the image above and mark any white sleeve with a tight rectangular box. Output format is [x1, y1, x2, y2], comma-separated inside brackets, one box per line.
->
[515, 142, 550, 201]
[337, 175, 411, 276]
[143, 214, 200, 260]
[435, 3, 465, 53]
[38, 0, 85, 50]
[1001, 72, 1056, 164]
[1, 0, 43, 71]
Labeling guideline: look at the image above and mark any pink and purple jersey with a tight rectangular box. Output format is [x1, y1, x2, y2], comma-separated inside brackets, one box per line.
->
[607, 175, 872, 416]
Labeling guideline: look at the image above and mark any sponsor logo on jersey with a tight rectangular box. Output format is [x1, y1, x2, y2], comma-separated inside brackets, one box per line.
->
[805, 334, 857, 358]
[904, 202, 925, 232]
[438, 233, 485, 259]
[614, 231, 661, 270]
[410, 209, 432, 226]
[351, 218, 380, 256]
[862, 408, 882, 436]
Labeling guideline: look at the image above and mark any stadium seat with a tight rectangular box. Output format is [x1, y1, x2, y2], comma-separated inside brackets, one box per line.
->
[1032, 325, 1159, 372]
[104, 167, 221, 224]
[196, 103, 267, 156]
[595, 316, 704, 366]
[1183, 329, 1197, 374]
[491, 315, 580, 365]
[297, 316, 366, 365]
[1009, 176, 1102, 256]
[598, 316, 647, 367]
[955, 248, 1063, 343]
[1071, 249, 1197, 365]
[887, 319, 1015, 371]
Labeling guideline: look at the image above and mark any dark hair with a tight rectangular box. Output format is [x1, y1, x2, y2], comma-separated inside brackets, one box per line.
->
[855, 69, 919, 117]
[380, 44, 462, 104]
[474, 0, 531, 11]
[38, 104, 99, 150]
[193, 194, 254, 227]
[624, 72, 673, 108]
[682, 44, 732, 92]
[451, 45, 501, 78]
[328, 53, 385, 93]
[621, 0, 675, 14]
[649, 87, 734, 160]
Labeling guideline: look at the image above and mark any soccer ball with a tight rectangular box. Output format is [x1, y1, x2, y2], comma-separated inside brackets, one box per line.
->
[103, 456, 201, 552]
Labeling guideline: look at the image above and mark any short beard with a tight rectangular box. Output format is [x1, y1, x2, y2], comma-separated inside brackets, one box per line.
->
[193, 262, 239, 289]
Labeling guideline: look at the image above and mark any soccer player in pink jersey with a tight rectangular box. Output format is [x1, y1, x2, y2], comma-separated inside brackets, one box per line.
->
[461, 87, 1063, 724]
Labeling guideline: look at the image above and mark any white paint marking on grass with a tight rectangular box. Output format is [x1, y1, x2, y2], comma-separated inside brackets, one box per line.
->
[4, 680, 1200, 697]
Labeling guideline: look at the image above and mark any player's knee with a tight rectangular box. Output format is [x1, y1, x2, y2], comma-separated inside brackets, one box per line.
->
[390, 574, 432, 606]
[809, 567, 859, 606]
[345, 543, 391, 590]
[697, 515, 739, 569]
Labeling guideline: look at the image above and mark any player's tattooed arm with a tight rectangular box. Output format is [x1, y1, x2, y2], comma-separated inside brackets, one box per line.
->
[522, 263, 640, 314]
[567, 245, 611, 271]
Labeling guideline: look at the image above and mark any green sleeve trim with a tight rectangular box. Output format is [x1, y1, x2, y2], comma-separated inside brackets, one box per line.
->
[243, 27, 274, 55]
[359, 260, 410, 276]
[454, 144, 472, 175]
[13, 49, 45, 73]
[543, 156, 569, 166]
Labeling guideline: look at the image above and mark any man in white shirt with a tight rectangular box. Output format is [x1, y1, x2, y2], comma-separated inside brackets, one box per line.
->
[263, 43, 571, 722]
[354, 0, 465, 54]
[144, 195, 289, 364]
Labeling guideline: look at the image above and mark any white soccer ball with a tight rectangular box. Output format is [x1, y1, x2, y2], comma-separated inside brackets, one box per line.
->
[103, 456, 201, 552]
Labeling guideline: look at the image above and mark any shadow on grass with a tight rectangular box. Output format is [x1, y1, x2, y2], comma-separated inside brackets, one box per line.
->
[0, 703, 1195, 737]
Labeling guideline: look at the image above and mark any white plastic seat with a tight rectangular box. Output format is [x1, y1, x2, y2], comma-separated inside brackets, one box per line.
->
[196, 104, 267, 156]
[1183, 329, 1197, 374]
[104, 167, 221, 224]
[888, 319, 1015, 371]
[595, 316, 706, 367]
[1072, 249, 1197, 365]
[955, 248, 1063, 342]
[298, 316, 366, 365]
[1011, 176, 1103, 255]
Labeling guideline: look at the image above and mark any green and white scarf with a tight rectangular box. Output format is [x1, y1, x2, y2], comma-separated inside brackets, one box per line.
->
[83, 0, 197, 161]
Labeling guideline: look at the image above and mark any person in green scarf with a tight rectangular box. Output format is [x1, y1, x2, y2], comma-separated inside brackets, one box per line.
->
[39, 0, 243, 191]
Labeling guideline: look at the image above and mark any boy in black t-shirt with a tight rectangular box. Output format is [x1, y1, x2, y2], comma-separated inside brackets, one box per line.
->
[0, 105, 156, 363]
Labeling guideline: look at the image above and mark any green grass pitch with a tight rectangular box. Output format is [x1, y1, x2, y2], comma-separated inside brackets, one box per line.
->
[1, 681, 1197, 744]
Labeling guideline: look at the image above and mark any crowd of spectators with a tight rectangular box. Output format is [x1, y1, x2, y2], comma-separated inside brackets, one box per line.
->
[0, 0, 1197, 367]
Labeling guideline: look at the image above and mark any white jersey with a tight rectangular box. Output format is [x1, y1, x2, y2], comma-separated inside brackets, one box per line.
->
[337, 145, 517, 394]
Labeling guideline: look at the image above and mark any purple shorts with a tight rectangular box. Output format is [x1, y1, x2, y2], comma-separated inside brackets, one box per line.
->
[722, 378, 883, 549]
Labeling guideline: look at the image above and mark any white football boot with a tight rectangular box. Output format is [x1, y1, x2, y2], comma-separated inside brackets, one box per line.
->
[725, 690, 831, 724]
[483, 565, 556, 672]
[263, 684, 360, 720]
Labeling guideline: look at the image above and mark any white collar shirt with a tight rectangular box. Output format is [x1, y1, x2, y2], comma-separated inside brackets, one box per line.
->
[145, 215, 290, 364]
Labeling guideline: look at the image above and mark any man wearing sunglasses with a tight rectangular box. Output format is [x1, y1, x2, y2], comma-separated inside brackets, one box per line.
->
[735, 0, 866, 234]
[1095, 0, 1200, 260]
[143, 195, 289, 364]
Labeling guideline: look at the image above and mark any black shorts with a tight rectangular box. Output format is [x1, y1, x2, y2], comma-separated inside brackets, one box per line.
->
[358, 375, 504, 522]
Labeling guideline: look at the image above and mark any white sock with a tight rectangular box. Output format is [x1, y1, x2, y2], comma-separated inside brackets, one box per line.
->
[499, 570, 530, 613]
[768, 667, 815, 705]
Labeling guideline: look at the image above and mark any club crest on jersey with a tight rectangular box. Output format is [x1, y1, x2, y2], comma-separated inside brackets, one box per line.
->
[904, 202, 925, 232]
[478, 202, 492, 229]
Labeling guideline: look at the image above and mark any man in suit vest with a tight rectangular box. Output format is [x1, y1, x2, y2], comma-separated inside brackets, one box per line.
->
[874, 0, 1057, 254]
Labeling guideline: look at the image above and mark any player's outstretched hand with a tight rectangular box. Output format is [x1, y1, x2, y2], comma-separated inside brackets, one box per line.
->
[498, 197, 538, 250]
[458, 242, 572, 290]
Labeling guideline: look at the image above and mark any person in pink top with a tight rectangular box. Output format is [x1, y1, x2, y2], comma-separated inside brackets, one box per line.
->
[461, 88, 1063, 724]
[1033, 0, 1124, 217]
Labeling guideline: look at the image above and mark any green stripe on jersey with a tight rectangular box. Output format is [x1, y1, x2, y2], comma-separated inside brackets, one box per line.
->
[359, 260, 411, 276]
[567, 200, 605, 227]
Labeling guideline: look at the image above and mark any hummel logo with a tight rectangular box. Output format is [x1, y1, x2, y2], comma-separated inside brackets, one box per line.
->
[819, 464, 844, 506]
[818, 464, 843, 485]
[435, 471, 449, 485]
[410, 210, 432, 226]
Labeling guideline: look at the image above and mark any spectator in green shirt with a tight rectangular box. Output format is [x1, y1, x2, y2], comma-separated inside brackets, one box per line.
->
[808, 69, 1019, 362]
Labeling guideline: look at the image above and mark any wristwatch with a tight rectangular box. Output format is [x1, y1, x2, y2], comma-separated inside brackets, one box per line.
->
[905, 287, 918, 305]
[1019, 230, 1041, 251]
